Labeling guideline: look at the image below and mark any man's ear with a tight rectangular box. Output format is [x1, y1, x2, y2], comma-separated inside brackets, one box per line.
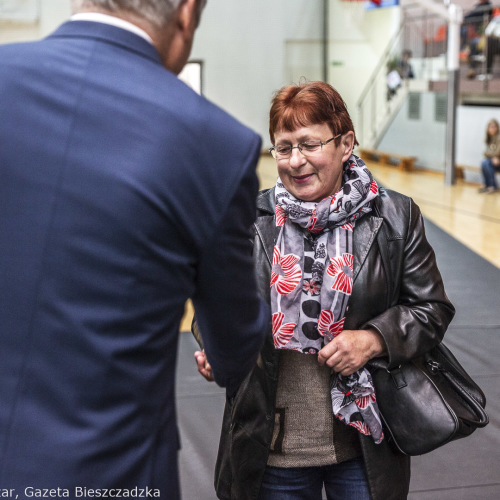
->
[160, 0, 199, 74]
[341, 131, 355, 162]
[176, 0, 200, 35]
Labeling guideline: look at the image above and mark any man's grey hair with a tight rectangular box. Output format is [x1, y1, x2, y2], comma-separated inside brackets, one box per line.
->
[71, 1, 193, 29]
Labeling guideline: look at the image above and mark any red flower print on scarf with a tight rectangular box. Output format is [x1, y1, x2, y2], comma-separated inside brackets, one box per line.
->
[356, 394, 377, 410]
[369, 180, 378, 194]
[308, 208, 323, 234]
[348, 420, 371, 436]
[276, 205, 286, 226]
[327, 253, 354, 294]
[341, 222, 353, 231]
[270, 246, 302, 295]
[308, 217, 320, 233]
[272, 312, 296, 348]
[318, 310, 345, 340]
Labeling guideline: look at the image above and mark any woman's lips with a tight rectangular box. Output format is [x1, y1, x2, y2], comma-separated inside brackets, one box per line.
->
[292, 174, 313, 184]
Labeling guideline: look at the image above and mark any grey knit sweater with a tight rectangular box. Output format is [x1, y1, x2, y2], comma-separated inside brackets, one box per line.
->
[267, 350, 362, 467]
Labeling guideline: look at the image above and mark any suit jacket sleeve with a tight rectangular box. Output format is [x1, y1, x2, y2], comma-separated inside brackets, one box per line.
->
[192, 138, 269, 396]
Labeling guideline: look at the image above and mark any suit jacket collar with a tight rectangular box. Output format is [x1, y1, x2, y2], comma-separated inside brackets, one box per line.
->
[255, 187, 383, 284]
[48, 21, 162, 66]
[70, 13, 153, 44]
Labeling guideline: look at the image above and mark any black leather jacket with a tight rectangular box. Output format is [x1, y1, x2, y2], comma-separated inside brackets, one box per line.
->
[213, 187, 455, 500]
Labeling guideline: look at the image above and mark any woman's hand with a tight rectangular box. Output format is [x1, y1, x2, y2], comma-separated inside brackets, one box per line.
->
[492, 156, 500, 166]
[317, 328, 386, 376]
[194, 349, 214, 382]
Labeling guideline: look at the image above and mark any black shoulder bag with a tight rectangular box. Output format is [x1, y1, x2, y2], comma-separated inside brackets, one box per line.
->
[368, 344, 489, 455]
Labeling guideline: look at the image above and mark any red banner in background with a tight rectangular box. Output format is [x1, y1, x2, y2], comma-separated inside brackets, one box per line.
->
[339, 0, 393, 6]
[366, 0, 399, 9]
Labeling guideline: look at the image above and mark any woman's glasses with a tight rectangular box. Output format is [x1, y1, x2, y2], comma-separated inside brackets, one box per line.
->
[269, 134, 341, 160]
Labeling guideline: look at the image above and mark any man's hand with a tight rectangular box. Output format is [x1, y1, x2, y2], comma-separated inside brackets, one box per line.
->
[317, 328, 386, 375]
[194, 349, 214, 381]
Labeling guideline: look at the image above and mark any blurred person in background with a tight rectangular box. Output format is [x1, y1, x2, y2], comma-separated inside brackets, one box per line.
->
[463, 0, 494, 78]
[398, 49, 415, 79]
[479, 118, 500, 193]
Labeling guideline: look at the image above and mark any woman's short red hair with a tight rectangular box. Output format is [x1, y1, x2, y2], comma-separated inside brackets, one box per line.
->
[269, 81, 358, 147]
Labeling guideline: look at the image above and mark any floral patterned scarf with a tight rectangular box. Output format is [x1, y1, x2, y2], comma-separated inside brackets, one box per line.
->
[270, 155, 384, 444]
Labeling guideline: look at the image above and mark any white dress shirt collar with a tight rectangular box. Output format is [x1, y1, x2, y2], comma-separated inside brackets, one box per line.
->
[70, 12, 154, 45]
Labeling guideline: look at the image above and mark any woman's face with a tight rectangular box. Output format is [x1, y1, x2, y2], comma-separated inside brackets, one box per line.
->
[488, 122, 499, 136]
[274, 123, 354, 202]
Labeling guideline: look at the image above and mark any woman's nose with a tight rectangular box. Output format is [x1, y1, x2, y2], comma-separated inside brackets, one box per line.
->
[288, 147, 307, 168]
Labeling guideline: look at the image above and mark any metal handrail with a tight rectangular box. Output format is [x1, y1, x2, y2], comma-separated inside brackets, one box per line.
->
[356, 21, 406, 109]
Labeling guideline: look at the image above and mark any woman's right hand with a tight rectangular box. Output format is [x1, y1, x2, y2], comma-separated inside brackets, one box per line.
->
[194, 349, 214, 382]
[318, 328, 386, 375]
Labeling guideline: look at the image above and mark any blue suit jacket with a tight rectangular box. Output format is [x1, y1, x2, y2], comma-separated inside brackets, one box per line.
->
[0, 21, 268, 493]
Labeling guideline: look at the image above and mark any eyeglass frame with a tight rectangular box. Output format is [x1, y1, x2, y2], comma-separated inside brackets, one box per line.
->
[268, 134, 342, 159]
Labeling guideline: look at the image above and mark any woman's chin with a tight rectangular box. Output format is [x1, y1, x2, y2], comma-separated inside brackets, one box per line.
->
[290, 190, 318, 202]
[287, 187, 329, 203]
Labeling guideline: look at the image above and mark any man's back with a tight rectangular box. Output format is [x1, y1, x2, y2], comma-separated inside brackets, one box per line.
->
[0, 20, 267, 490]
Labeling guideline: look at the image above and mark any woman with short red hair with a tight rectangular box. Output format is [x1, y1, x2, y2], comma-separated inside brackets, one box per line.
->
[194, 81, 454, 500]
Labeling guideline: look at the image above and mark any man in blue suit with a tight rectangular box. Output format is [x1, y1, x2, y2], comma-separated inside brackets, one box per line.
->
[0, 0, 268, 495]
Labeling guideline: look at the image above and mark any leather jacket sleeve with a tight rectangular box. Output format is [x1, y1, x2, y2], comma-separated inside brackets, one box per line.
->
[363, 196, 455, 368]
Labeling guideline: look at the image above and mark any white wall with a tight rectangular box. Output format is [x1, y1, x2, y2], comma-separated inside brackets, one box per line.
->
[190, 0, 323, 148]
[0, 0, 70, 43]
[377, 92, 447, 171]
[191, 0, 400, 147]
[40, 0, 70, 34]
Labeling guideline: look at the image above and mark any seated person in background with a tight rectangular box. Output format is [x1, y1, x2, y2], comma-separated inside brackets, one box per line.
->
[479, 118, 500, 193]
[194, 81, 455, 500]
